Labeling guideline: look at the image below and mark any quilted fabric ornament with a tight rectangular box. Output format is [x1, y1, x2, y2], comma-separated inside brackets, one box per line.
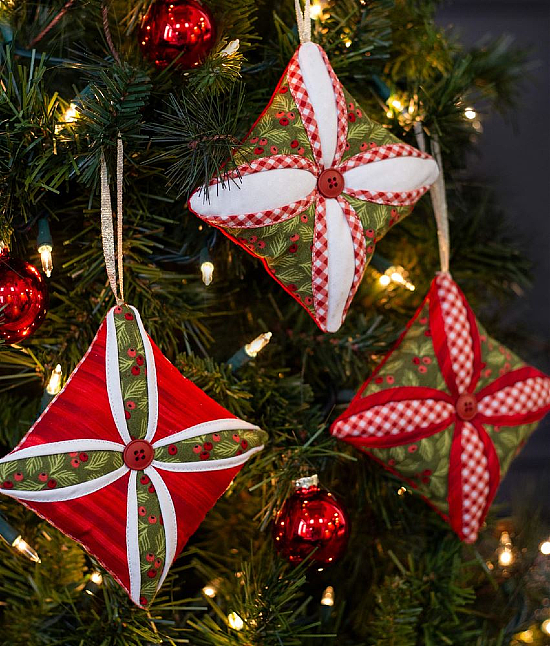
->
[0, 139, 267, 608]
[189, 4, 439, 333]
[331, 273, 550, 543]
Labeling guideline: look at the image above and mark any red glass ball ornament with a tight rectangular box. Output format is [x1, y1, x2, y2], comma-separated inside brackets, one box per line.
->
[272, 479, 350, 565]
[0, 247, 48, 344]
[139, 0, 216, 69]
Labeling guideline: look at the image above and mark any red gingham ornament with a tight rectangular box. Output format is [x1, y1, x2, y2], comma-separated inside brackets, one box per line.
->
[189, 42, 439, 333]
[331, 273, 550, 543]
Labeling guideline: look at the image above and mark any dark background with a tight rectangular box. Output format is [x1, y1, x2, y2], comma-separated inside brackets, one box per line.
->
[437, 0, 550, 517]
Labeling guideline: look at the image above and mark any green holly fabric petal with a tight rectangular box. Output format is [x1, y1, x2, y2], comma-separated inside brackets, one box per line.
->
[0, 450, 123, 491]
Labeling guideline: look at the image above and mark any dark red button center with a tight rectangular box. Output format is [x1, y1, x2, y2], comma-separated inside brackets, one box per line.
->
[123, 439, 155, 470]
[455, 393, 478, 421]
[317, 168, 344, 198]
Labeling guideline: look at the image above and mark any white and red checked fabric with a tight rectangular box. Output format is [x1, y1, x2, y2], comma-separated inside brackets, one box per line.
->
[331, 273, 550, 543]
[189, 42, 438, 333]
[460, 422, 490, 542]
[436, 272, 474, 394]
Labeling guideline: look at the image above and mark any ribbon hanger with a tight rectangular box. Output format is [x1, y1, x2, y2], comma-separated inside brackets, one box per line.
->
[100, 134, 125, 305]
[295, 0, 312, 44]
[414, 122, 450, 274]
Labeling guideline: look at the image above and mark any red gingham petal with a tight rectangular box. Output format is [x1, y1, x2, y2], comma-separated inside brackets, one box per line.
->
[458, 422, 490, 543]
[318, 46, 348, 166]
[478, 376, 550, 421]
[338, 197, 367, 321]
[311, 196, 330, 331]
[434, 273, 475, 394]
[286, 49, 323, 168]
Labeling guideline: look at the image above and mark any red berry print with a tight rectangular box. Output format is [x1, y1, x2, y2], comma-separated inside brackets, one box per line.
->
[192, 444, 202, 454]
[345, 141, 350, 150]
[422, 356, 432, 365]
[146, 552, 155, 562]
[254, 147, 264, 155]
[356, 109, 362, 118]
[47, 479, 57, 489]
[288, 284, 297, 292]
[13, 472, 24, 481]
[480, 334, 487, 342]
[360, 142, 368, 151]
[418, 365, 428, 374]
[114, 306, 123, 314]
[136, 355, 144, 366]
[270, 146, 278, 154]
[250, 136, 258, 144]
[236, 448, 243, 456]
[125, 410, 131, 420]
[257, 240, 266, 249]
[154, 558, 162, 569]
[276, 110, 285, 118]
[80, 453, 88, 462]
[375, 376, 384, 384]
[125, 313, 134, 321]
[140, 475, 150, 485]
[419, 317, 428, 325]
[424, 330, 432, 337]
[127, 348, 137, 358]
[241, 440, 248, 450]
[297, 146, 305, 155]
[138, 506, 147, 516]
[413, 357, 421, 365]
[212, 433, 221, 442]
[148, 484, 155, 494]
[300, 213, 308, 223]
[70, 452, 78, 457]
[200, 451, 210, 460]
[140, 596, 149, 606]
[388, 459, 396, 466]
[2, 480, 13, 489]
[38, 472, 48, 482]
[168, 444, 178, 455]
[408, 445, 418, 453]
[369, 142, 377, 149]
[348, 101, 354, 110]
[131, 366, 140, 376]
[422, 469, 432, 476]
[289, 244, 298, 253]
[148, 515, 157, 524]
[484, 368, 492, 378]
[279, 117, 289, 126]
[249, 235, 258, 243]
[290, 233, 300, 242]
[126, 400, 136, 410]
[203, 441, 213, 451]
[348, 112, 356, 122]
[147, 569, 157, 578]
[259, 138, 268, 146]
[305, 296, 313, 305]
[71, 458, 80, 468]
[386, 376, 395, 384]
[366, 245, 374, 254]
[287, 111, 296, 120]
[365, 229, 375, 238]
[280, 86, 288, 94]
[290, 139, 299, 149]
[232, 433, 240, 443]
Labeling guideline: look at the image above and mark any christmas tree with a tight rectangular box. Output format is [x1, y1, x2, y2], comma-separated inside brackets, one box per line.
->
[0, 1, 549, 644]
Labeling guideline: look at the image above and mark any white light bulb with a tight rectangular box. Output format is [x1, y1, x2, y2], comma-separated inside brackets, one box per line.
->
[542, 619, 550, 635]
[379, 274, 391, 287]
[321, 585, 335, 606]
[90, 571, 103, 585]
[310, 3, 323, 19]
[540, 540, 550, 555]
[64, 103, 79, 123]
[244, 332, 272, 358]
[391, 98, 404, 111]
[46, 364, 63, 396]
[202, 583, 217, 598]
[228, 611, 244, 630]
[464, 107, 477, 120]
[220, 39, 240, 56]
[12, 536, 41, 563]
[38, 244, 53, 278]
[498, 548, 513, 567]
[201, 261, 214, 286]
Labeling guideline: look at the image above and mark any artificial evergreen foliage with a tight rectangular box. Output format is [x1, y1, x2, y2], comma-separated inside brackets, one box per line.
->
[0, 1, 547, 644]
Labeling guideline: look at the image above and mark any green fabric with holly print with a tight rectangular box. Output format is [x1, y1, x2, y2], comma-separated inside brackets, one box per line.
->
[136, 474, 166, 602]
[224, 82, 414, 319]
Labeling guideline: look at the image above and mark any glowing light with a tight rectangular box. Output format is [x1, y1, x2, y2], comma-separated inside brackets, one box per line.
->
[518, 630, 534, 643]
[542, 619, 550, 635]
[540, 540, 550, 555]
[90, 571, 103, 585]
[498, 548, 513, 566]
[38, 244, 53, 277]
[310, 2, 324, 19]
[390, 98, 404, 111]
[201, 261, 214, 286]
[379, 266, 415, 291]
[63, 103, 79, 123]
[202, 583, 217, 597]
[386, 110, 393, 119]
[344, 38, 352, 48]
[379, 274, 391, 287]
[464, 107, 477, 120]
[397, 486, 407, 496]
[321, 586, 335, 606]
[244, 332, 272, 358]
[221, 39, 240, 56]
[12, 536, 40, 563]
[46, 364, 63, 396]
[228, 612, 244, 630]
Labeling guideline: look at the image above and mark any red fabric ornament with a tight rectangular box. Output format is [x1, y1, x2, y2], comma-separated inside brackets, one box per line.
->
[0, 246, 48, 344]
[272, 476, 349, 565]
[139, 0, 216, 69]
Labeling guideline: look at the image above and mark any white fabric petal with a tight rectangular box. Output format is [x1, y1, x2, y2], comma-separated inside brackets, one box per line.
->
[325, 198, 355, 333]
[0, 439, 124, 463]
[344, 156, 439, 193]
[153, 418, 260, 448]
[152, 445, 264, 473]
[129, 306, 159, 443]
[146, 467, 177, 591]
[189, 169, 316, 218]
[298, 42, 338, 168]
[126, 470, 141, 605]
[106, 309, 132, 445]
[0, 465, 128, 502]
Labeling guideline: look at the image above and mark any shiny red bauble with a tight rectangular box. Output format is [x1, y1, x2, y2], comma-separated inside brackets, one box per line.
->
[139, 0, 216, 69]
[272, 481, 350, 565]
[0, 247, 48, 344]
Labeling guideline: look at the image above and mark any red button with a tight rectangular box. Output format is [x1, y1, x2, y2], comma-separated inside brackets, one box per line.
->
[317, 169, 345, 198]
[123, 439, 155, 470]
[455, 394, 478, 421]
